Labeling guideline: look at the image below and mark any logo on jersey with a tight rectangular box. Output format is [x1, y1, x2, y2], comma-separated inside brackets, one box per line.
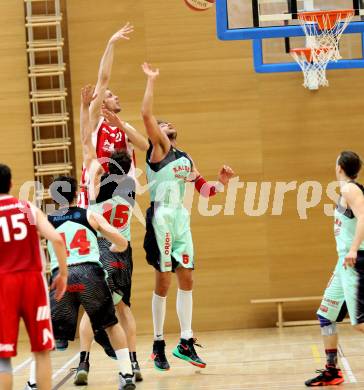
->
[36, 306, 50, 321]
[0, 343, 14, 352]
[182, 254, 189, 264]
[101, 127, 110, 135]
[334, 218, 342, 236]
[173, 165, 191, 180]
[164, 232, 171, 255]
[67, 284, 85, 293]
[42, 328, 54, 346]
[102, 140, 115, 153]
[110, 261, 127, 269]
[323, 298, 339, 307]
[319, 305, 328, 313]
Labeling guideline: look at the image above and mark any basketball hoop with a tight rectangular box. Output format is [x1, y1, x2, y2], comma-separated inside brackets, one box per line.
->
[297, 9, 355, 60]
[290, 47, 334, 90]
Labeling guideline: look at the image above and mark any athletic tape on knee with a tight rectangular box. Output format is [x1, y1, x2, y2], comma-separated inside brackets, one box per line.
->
[318, 314, 337, 336]
[0, 358, 12, 373]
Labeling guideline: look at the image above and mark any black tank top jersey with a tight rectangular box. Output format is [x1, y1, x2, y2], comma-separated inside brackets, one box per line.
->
[146, 144, 193, 172]
[48, 207, 97, 237]
[337, 181, 364, 219]
[95, 173, 135, 206]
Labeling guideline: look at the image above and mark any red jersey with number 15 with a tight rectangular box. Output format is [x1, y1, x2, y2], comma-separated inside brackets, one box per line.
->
[0, 196, 43, 274]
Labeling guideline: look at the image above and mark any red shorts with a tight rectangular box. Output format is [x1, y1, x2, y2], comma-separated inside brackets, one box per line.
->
[0, 271, 54, 358]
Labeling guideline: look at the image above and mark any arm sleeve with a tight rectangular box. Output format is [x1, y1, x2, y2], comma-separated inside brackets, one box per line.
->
[194, 176, 224, 198]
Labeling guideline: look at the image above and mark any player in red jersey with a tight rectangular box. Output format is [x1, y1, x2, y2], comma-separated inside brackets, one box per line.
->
[0, 164, 67, 390]
[78, 22, 148, 208]
[77, 23, 148, 383]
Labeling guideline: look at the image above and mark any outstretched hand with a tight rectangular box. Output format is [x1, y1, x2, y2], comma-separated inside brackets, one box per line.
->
[142, 62, 159, 79]
[218, 165, 234, 185]
[102, 108, 122, 128]
[109, 22, 134, 43]
[81, 84, 96, 105]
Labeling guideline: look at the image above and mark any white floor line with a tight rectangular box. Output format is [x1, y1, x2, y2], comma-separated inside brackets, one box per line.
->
[338, 344, 357, 383]
[52, 353, 79, 380]
[13, 357, 32, 374]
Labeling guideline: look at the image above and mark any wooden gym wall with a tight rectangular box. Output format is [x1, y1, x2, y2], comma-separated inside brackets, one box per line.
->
[0, 1, 34, 194]
[1, 0, 363, 333]
[66, 0, 364, 333]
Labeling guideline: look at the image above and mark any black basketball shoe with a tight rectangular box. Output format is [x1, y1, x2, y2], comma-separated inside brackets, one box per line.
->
[73, 361, 90, 386]
[151, 340, 170, 371]
[305, 366, 344, 386]
[172, 338, 206, 368]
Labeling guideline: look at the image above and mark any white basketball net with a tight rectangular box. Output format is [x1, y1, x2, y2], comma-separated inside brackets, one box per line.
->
[298, 10, 355, 61]
[290, 47, 335, 90]
[291, 9, 354, 89]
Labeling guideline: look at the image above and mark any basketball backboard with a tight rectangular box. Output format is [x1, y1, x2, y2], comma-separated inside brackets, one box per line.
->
[216, 0, 364, 73]
[227, 0, 363, 29]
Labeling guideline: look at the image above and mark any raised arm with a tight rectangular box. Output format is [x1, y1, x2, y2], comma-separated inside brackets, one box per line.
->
[80, 85, 103, 200]
[89, 23, 134, 131]
[141, 63, 170, 156]
[102, 108, 149, 151]
[35, 208, 68, 301]
[342, 183, 364, 268]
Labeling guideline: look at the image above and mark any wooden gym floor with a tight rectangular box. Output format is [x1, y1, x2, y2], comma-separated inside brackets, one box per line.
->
[11, 324, 364, 389]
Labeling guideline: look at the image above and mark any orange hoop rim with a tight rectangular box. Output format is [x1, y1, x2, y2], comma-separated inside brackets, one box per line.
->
[290, 47, 333, 62]
[298, 9, 355, 29]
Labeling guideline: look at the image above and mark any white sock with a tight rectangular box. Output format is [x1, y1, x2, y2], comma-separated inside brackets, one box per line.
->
[29, 359, 36, 385]
[115, 348, 132, 376]
[152, 292, 167, 341]
[176, 289, 193, 340]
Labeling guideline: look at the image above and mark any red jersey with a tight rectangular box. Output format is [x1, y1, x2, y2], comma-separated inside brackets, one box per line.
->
[95, 118, 128, 172]
[0, 196, 43, 274]
[78, 117, 136, 208]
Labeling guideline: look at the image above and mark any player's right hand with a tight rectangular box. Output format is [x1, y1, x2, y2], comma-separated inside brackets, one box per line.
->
[81, 84, 96, 105]
[109, 22, 134, 43]
[51, 273, 68, 301]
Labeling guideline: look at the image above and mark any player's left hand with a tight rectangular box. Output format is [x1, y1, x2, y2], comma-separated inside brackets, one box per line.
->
[51, 274, 67, 301]
[344, 250, 357, 269]
[102, 109, 123, 128]
[218, 165, 234, 186]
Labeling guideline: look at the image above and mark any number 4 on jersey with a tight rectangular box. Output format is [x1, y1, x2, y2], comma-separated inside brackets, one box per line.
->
[60, 229, 90, 257]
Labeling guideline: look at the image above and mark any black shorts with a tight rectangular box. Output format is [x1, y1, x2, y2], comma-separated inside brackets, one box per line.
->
[50, 263, 117, 341]
[98, 238, 133, 307]
[143, 205, 181, 273]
